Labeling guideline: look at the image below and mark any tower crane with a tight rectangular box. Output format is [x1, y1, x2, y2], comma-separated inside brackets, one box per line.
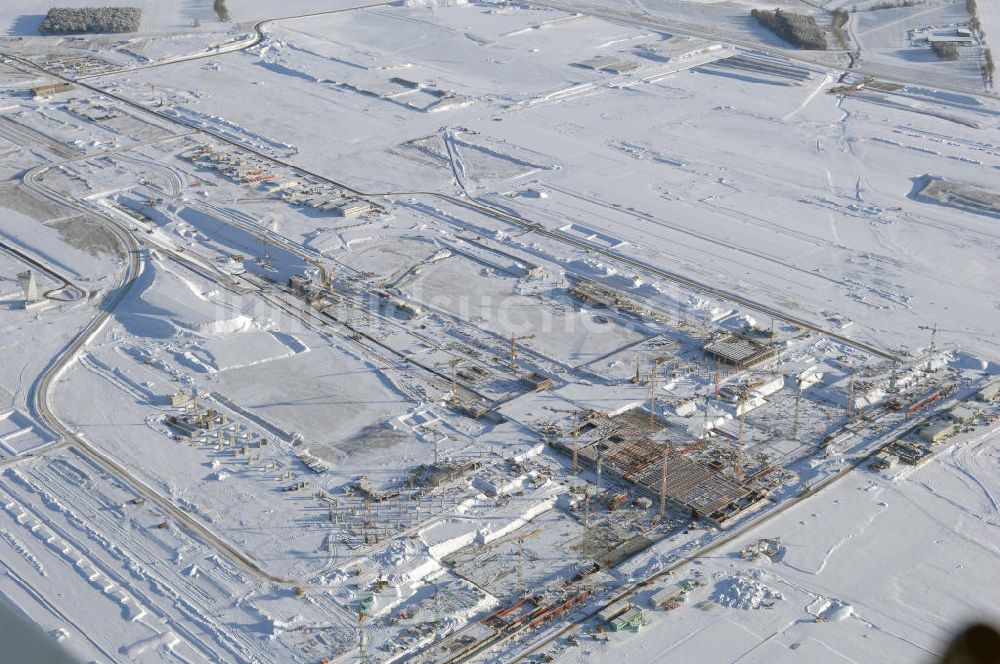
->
[846, 364, 857, 420]
[648, 357, 665, 431]
[918, 324, 938, 373]
[546, 406, 582, 473]
[514, 528, 543, 597]
[510, 332, 535, 371]
[434, 357, 466, 403]
[735, 390, 748, 480]
[791, 376, 803, 442]
[701, 393, 712, 442]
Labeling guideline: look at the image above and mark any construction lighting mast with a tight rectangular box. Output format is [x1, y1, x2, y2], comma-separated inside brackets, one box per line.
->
[510, 332, 535, 371]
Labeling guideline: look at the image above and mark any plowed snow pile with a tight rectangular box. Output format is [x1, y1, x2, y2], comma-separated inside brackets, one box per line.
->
[713, 571, 783, 610]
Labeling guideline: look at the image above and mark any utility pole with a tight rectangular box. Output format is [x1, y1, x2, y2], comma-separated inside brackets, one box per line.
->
[632, 355, 641, 384]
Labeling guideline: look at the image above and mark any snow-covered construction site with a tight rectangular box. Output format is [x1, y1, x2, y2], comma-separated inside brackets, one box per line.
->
[0, 0, 998, 662]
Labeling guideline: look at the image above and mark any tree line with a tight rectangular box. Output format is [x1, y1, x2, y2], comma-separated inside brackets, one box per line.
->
[39, 7, 141, 34]
[750, 8, 828, 50]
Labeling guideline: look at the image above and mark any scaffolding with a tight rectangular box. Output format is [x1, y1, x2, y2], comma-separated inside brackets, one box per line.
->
[703, 333, 778, 369]
[552, 412, 768, 527]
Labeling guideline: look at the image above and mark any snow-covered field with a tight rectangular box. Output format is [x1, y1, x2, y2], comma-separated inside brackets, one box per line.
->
[1, 0, 375, 35]
[86, 2, 1000, 359]
[0, 0, 997, 662]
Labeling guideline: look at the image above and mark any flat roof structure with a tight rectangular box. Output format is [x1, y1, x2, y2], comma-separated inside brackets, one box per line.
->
[32, 81, 73, 97]
[927, 35, 974, 45]
[978, 379, 1000, 402]
[949, 404, 979, 423]
[919, 420, 957, 443]
[703, 333, 778, 369]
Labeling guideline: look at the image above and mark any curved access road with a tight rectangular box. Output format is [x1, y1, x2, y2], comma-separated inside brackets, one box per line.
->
[21, 164, 302, 585]
[74, 1, 398, 80]
[0, 239, 84, 302]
